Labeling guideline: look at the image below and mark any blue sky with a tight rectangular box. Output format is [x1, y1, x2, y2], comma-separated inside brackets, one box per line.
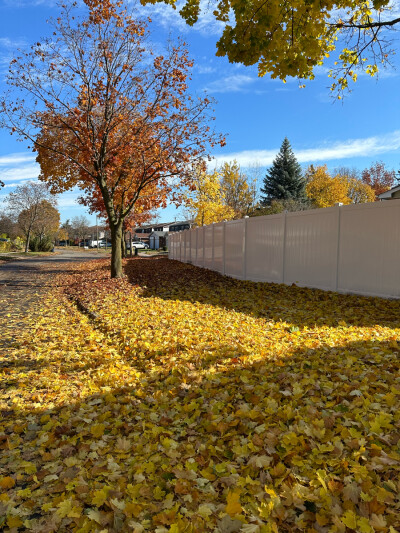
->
[0, 0, 400, 225]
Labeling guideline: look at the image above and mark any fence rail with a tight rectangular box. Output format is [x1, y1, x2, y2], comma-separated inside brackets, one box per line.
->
[169, 200, 400, 299]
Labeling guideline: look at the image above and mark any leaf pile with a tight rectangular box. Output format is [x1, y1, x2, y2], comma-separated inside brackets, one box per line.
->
[0, 257, 399, 532]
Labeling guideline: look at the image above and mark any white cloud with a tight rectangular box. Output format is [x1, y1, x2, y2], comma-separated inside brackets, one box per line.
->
[204, 74, 255, 93]
[138, 0, 224, 37]
[212, 131, 400, 166]
[0, 162, 40, 183]
[0, 153, 36, 166]
[195, 64, 217, 75]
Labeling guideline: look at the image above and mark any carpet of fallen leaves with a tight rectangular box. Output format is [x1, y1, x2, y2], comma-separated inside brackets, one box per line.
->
[1, 257, 400, 533]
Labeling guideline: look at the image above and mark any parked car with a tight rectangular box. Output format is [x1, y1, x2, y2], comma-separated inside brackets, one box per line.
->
[133, 241, 149, 249]
[126, 241, 149, 250]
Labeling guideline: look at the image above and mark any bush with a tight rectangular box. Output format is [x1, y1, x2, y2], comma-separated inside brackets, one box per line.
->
[0, 240, 11, 252]
[29, 235, 54, 252]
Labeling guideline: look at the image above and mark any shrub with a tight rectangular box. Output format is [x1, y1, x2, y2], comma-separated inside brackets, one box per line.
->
[29, 235, 54, 252]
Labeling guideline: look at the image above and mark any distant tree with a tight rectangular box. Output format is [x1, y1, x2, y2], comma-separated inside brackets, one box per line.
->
[306, 165, 375, 207]
[261, 138, 305, 205]
[333, 166, 360, 181]
[339, 175, 375, 204]
[361, 161, 396, 200]
[60, 219, 73, 245]
[0, 212, 19, 239]
[6, 182, 56, 252]
[185, 166, 234, 226]
[71, 216, 91, 244]
[57, 228, 69, 245]
[220, 161, 257, 218]
[32, 200, 60, 243]
[306, 165, 350, 208]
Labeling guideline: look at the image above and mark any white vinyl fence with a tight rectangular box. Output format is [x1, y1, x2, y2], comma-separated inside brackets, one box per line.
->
[169, 200, 400, 299]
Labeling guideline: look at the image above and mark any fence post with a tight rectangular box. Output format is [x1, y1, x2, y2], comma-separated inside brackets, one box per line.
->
[334, 204, 341, 291]
[243, 216, 249, 280]
[223, 221, 226, 275]
[282, 211, 287, 284]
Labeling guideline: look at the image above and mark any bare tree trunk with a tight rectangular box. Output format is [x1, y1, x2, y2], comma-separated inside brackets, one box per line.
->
[121, 232, 126, 259]
[111, 222, 124, 278]
[25, 227, 31, 253]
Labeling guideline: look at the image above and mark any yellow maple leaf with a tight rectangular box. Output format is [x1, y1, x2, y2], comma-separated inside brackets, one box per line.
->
[7, 516, 23, 528]
[91, 423, 106, 438]
[0, 477, 15, 489]
[226, 489, 242, 516]
[91, 487, 110, 507]
[341, 510, 357, 529]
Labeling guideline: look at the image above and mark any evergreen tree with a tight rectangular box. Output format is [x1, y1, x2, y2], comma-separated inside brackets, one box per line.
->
[261, 137, 305, 205]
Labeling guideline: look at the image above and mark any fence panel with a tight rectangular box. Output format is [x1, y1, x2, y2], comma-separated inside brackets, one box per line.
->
[168, 200, 400, 299]
[284, 207, 339, 291]
[212, 223, 224, 274]
[189, 228, 197, 263]
[225, 219, 245, 279]
[182, 231, 190, 263]
[338, 202, 400, 298]
[246, 214, 285, 283]
[194, 227, 204, 267]
[168, 234, 173, 259]
[204, 225, 214, 269]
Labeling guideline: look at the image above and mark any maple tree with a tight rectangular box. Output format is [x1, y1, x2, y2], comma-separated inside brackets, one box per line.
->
[0, 0, 224, 278]
[1, 256, 399, 531]
[141, 0, 399, 95]
[361, 161, 397, 199]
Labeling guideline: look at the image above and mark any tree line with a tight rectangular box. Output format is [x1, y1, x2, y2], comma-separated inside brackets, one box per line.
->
[185, 138, 399, 225]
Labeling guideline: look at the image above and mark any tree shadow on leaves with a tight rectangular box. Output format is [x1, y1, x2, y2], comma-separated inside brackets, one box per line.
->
[124, 257, 400, 330]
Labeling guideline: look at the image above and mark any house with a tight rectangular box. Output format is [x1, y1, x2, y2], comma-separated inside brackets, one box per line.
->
[133, 220, 194, 247]
[378, 184, 400, 200]
[149, 231, 168, 250]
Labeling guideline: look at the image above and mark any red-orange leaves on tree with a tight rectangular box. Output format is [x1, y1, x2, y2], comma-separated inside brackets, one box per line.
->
[1, 1, 224, 278]
[361, 161, 397, 200]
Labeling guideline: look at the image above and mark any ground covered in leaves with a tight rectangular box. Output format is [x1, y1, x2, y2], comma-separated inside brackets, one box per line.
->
[1, 257, 399, 533]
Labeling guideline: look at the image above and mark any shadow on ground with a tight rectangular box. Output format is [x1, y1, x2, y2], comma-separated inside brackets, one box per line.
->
[123, 257, 400, 330]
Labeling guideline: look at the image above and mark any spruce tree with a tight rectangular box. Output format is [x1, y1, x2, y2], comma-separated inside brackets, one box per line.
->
[261, 137, 305, 205]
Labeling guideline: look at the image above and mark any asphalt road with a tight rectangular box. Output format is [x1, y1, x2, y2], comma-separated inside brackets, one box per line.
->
[0, 250, 103, 332]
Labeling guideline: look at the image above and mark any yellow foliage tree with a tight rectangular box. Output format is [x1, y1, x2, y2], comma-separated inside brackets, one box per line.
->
[306, 165, 350, 208]
[306, 165, 376, 207]
[185, 167, 235, 226]
[219, 161, 257, 219]
[338, 175, 376, 204]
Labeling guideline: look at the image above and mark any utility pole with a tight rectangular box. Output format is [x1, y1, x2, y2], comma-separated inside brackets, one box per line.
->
[96, 216, 99, 249]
